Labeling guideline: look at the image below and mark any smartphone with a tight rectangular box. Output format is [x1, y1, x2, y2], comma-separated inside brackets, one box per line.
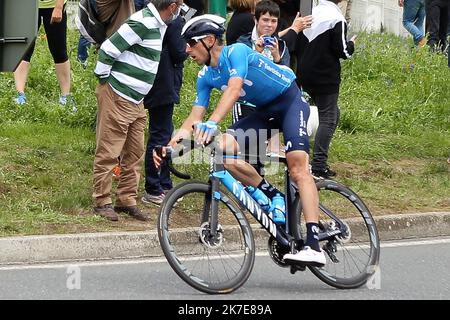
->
[300, 0, 313, 17]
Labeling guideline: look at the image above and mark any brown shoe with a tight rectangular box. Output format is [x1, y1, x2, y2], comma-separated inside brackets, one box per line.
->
[418, 37, 427, 48]
[94, 204, 119, 221]
[114, 205, 149, 221]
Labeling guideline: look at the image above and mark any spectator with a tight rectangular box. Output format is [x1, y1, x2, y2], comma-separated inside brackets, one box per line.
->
[141, 15, 188, 206]
[76, 0, 137, 67]
[273, 0, 298, 29]
[134, 0, 150, 10]
[296, 0, 356, 179]
[13, 0, 73, 109]
[77, 35, 91, 68]
[226, 0, 256, 45]
[96, 0, 136, 37]
[398, 0, 427, 47]
[237, 0, 291, 66]
[92, 0, 183, 221]
[425, 0, 449, 52]
[184, 0, 204, 16]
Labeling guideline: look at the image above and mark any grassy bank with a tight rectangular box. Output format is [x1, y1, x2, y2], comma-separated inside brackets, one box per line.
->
[0, 30, 449, 237]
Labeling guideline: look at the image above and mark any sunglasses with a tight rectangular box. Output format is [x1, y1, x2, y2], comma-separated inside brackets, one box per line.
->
[187, 39, 198, 48]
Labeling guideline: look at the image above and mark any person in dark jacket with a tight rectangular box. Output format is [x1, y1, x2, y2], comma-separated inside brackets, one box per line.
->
[226, 0, 256, 45]
[296, 0, 356, 179]
[141, 15, 188, 206]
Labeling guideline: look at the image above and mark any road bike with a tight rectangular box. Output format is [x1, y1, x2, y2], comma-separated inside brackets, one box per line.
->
[156, 139, 380, 294]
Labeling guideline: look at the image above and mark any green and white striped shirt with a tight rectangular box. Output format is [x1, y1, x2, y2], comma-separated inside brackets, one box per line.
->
[94, 3, 167, 104]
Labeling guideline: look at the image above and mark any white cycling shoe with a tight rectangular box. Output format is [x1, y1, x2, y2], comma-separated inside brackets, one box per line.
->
[283, 246, 326, 267]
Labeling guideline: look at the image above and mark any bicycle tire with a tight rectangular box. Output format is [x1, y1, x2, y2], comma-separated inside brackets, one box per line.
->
[295, 179, 380, 289]
[158, 181, 255, 294]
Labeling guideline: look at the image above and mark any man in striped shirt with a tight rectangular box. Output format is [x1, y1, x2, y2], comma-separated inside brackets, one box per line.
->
[92, 0, 184, 222]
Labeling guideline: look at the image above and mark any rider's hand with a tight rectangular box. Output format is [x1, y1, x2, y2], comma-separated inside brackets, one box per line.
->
[194, 120, 218, 145]
[153, 145, 174, 169]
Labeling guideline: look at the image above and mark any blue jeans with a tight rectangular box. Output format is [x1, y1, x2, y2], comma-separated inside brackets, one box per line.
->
[403, 0, 426, 44]
[77, 35, 91, 62]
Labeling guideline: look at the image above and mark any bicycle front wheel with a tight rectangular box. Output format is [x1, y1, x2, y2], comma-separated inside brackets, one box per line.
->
[158, 181, 255, 294]
[300, 179, 380, 289]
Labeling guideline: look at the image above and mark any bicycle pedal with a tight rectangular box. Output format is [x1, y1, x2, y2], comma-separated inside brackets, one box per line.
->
[289, 264, 306, 274]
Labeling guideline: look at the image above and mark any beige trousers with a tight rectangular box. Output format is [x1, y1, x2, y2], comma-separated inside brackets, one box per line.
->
[93, 83, 147, 207]
[96, 0, 135, 36]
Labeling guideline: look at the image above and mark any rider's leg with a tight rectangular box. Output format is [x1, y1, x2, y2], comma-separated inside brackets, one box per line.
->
[283, 150, 326, 265]
[286, 150, 318, 225]
[219, 133, 263, 187]
[286, 151, 321, 249]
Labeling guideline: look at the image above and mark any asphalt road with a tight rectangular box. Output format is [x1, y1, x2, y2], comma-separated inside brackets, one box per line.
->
[1, 237, 449, 301]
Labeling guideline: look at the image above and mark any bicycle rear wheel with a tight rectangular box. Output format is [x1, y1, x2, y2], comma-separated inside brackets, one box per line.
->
[299, 179, 380, 289]
[158, 181, 255, 294]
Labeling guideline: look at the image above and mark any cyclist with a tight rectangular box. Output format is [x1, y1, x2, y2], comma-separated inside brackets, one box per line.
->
[154, 14, 326, 266]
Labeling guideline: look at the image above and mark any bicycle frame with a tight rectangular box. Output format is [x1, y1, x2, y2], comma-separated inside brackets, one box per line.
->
[167, 139, 349, 250]
[203, 144, 349, 250]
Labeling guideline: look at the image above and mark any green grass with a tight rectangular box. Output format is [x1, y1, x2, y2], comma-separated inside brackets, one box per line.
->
[0, 29, 449, 236]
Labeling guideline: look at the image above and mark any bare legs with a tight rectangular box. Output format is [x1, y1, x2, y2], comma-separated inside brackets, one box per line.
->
[13, 59, 71, 97]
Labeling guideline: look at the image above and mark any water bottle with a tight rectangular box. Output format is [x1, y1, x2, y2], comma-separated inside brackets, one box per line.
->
[271, 193, 286, 225]
[246, 186, 271, 213]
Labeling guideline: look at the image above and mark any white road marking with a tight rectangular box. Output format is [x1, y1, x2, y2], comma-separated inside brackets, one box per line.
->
[1, 237, 450, 271]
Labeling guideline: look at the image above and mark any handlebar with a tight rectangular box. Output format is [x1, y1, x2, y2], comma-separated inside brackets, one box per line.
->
[155, 139, 218, 180]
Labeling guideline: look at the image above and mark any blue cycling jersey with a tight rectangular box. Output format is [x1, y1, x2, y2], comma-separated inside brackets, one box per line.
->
[194, 43, 296, 109]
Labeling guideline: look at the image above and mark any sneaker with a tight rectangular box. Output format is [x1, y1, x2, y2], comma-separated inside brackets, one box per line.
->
[141, 191, 165, 206]
[312, 167, 337, 179]
[283, 246, 326, 267]
[59, 94, 77, 113]
[114, 205, 149, 221]
[14, 92, 27, 105]
[270, 193, 286, 225]
[93, 204, 118, 221]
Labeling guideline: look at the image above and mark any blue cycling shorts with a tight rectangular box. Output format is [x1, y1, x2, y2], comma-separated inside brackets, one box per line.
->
[227, 83, 310, 155]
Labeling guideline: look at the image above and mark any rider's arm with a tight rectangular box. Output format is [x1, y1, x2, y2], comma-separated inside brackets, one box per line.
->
[208, 45, 248, 123]
[208, 77, 244, 123]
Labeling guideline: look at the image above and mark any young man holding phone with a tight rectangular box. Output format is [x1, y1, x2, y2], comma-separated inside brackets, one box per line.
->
[237, 0, 312, 66]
